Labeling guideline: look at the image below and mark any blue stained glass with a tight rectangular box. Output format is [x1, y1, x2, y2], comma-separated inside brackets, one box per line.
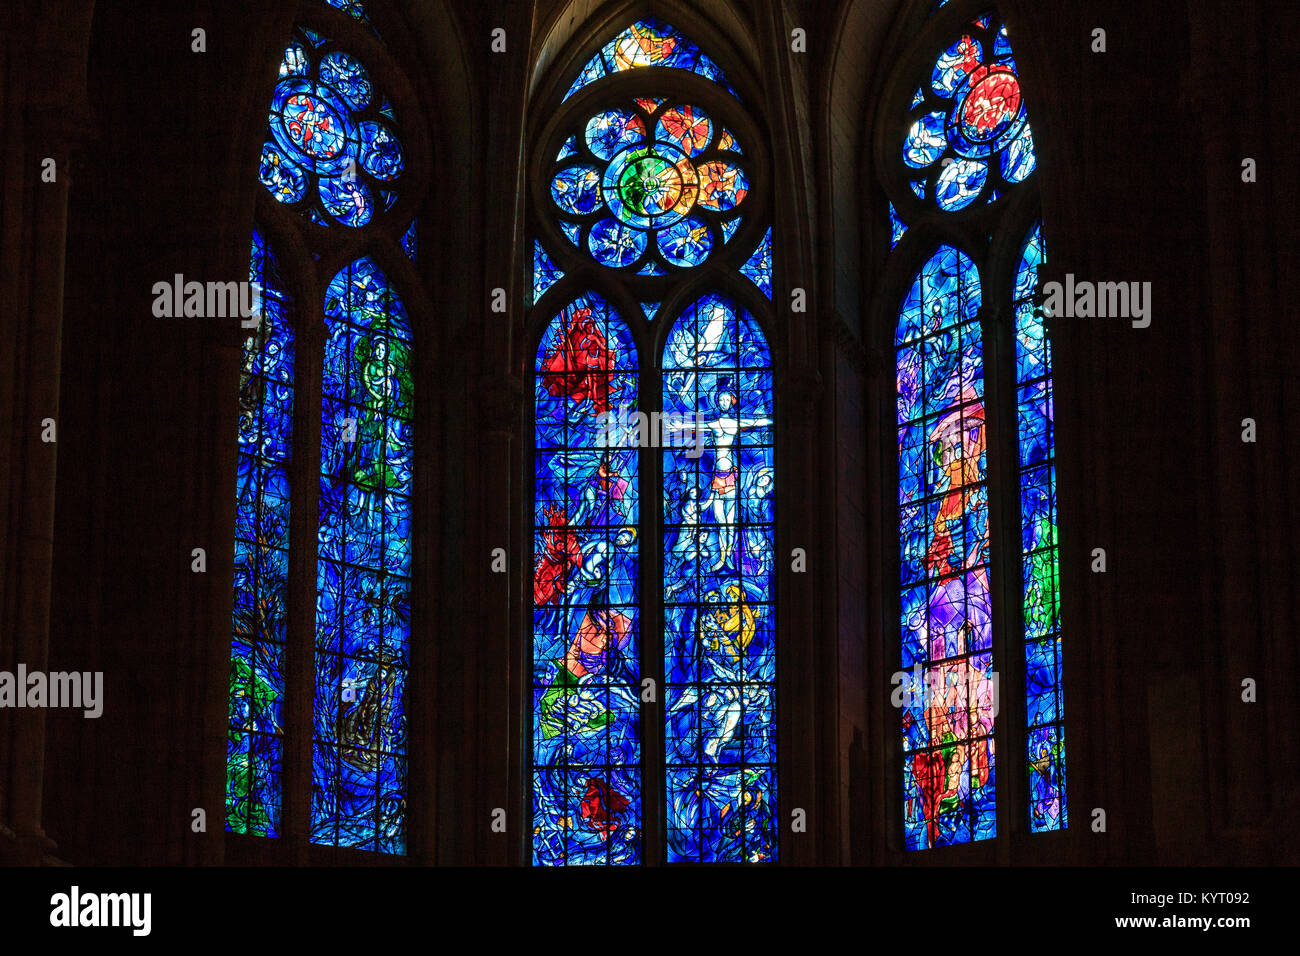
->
[658, 217, 712, 267]
[1001, 124, 1036, 183]
[589, 217, 648, 268]
[586, 109, 647, 161]
[564, 18, 737, 102]
[532, 294, 642, 865]
[534, 16, 775, 867]
[551, 165, 602, 216]
[228, 229, 295, 837]
[560, 221, 582, 248]
[261, 27, 404, 225]
[935, 157, 988, 211]
[662, 295, 777, 863]
[260, 143, 308, 204]
[313, 258, 413, 853]
[319, 52, 372, 111]
[358, 122, 404, 181]
[320, 174, 373, 227]
[889, 202, 908, 248]
[739, 228, 773, 299]
[533, 241, 564, 302]
[1014, 222, 1066, 833]
[903, 15, 1036, 213]
[896, 246, 996, 850]
[904, 112, 948, 168]
[553, 86, 748, 273]
[326, 0, 371, 25]
[401, 220, 418, 261]
[280, 41, 308, 77]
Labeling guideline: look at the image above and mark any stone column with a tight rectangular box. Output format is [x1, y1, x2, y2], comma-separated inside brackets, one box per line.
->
[0, 0, 94, 866]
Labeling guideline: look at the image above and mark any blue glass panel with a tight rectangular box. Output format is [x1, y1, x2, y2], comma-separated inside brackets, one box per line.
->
[259, 143, 308, 205]
[228, 229, 295, 837]
[313, 259, 412, 852]
[662, 295, 776, 863]
[889, 201, 907, 249]
[564, 19, 737, 102]
[533, 241, 564, 303]
[319, 52, 372, 111]
[658, 217, 712, 267]
[904, 16, 1037, 212]
[589, 217, 647, 268]
[555, 93, 748, 272]
[586, 109, 647, 161]
[552, 165, 602, 216]
[896, 246, 995, 850]
[261, 26, 403, 225]
[1013, 222, 1066, 832]
[326, 0, 371, 27]
[401, 220, 417, 261]
[532, 294, 642, 865]
[739, 228, 773, 299]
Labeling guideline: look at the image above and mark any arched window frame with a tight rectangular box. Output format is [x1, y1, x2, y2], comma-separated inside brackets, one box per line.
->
[522, 3, 790, 866]
[868, 0, 1067, 857]
[225, 0, 446, 864]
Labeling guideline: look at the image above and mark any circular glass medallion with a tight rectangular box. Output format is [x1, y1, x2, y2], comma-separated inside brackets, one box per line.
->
[282, 92, 346, 159]
[603, 143, 697, 229]
[958, 65, 1022, 145]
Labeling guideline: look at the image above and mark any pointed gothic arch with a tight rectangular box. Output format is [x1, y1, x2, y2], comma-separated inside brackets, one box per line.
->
[224, 0, 470, 863]
[865, 0, 1067, 854]
[523, 2, 809, 865]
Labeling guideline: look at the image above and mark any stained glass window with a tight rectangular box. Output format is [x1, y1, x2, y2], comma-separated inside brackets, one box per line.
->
[1015, 223, 1066, 832]
[401, 220, 418, 261]
[532, 16, 774, 865]
[533, 241, 563, 303]
[327, 0, 370, 24]
[548, 100, 751, 272]
[232, 2, 417, 855]
[900, 14, 1034, 211]
[740, 229, 773, 300]
[887, 4, 1063, 848]
[228, 229, 294, 837]
[532, 295, 641, 865]
[314, 259, 413, 852]
[261, 27, 405, 227]
[663, 296, 777, 862]
[896, 246, 995, 849]
[565, 19, 737, 102]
